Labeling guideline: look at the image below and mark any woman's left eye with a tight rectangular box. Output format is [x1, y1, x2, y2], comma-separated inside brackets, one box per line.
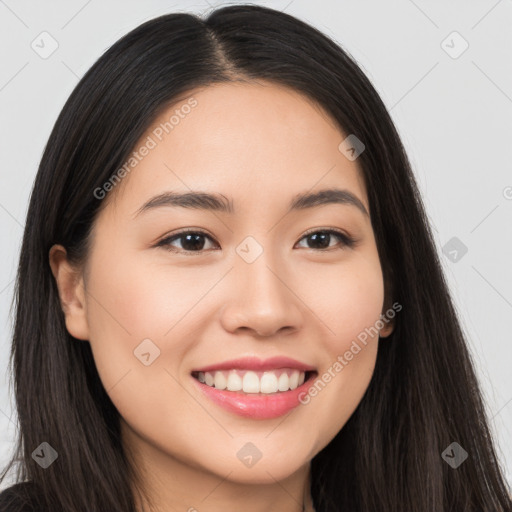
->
[156, 228, 355, 254]
[295, 229, 356, 250]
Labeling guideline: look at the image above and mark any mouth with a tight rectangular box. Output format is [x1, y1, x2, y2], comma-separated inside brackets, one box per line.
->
[191, 368, 317, 394]
[190, 357, 318, 419]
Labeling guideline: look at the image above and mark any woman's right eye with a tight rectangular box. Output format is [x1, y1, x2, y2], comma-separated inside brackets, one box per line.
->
[156, 230, 218, 254]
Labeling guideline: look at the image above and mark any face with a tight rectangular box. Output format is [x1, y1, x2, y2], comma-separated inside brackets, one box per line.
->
[51, 80, 393, 491]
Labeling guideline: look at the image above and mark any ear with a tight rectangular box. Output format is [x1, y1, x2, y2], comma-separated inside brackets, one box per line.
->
[379, 293, 396, 339]
[379, 316, 394, 338]
[49, 244, 90, 341]
[379, 271, 396, 339]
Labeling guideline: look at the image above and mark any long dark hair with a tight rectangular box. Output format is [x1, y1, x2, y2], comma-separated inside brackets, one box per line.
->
[1, 5, 510, 511]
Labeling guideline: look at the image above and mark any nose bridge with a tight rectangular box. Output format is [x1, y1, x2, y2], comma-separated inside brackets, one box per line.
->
[239, 246, 284, 304]
[220, 235, 303, 336]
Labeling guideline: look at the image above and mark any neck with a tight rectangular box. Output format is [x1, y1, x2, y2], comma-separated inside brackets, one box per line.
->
[302, 469, 315, 512]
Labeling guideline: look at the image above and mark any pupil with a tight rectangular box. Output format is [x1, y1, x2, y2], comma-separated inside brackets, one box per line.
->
[183, 234, 205, 251]
[310, 232, 330, 249]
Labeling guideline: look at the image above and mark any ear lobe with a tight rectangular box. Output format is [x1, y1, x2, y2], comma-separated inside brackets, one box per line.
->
[49, 244, 90, 341]
[379, 296, 396, 339]
[379, 319, 394, 338]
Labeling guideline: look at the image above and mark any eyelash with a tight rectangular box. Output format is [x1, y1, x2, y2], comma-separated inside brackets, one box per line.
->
[155, 227, 357, 255]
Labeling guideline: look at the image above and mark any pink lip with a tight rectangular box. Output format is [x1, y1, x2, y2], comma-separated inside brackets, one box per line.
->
[192, 372, 317, 419]
[191, 355, 316, 373]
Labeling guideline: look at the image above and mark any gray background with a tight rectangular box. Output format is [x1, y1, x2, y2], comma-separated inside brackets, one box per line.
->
[0, 0, 511, 490]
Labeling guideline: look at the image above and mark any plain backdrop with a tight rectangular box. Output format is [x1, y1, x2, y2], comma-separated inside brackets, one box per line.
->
[0, 0, 511, 490]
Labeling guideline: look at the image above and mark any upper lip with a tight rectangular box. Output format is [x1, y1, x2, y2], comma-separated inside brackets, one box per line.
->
[192, 356, 316, 373]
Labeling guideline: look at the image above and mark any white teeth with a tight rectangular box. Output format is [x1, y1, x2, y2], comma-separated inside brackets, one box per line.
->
[226, 371, 243, 391]
[260, 372, 279, 394]
[289, 370, 299, 389]
[277, 372, 290, 391]
[243, 371, 260, 393]
[214, 371, 227, 390]
[205, 372, 214, 386]
[196, 369, 307, 394]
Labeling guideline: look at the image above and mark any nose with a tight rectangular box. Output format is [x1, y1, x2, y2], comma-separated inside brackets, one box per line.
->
[219, 252, 304, 338]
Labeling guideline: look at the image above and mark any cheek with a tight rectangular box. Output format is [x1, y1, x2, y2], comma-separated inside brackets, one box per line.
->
[86, 248, 201, 342]
[296, 256, 384, 440]
[82, 251, 203, 443]
[300, 277, 384, 457]
[82, 246, 169, 387]
[301, 256, 385, 353]
[83, 247, 219, 388]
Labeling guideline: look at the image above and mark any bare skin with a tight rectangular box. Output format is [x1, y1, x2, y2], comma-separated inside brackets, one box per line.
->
[49, 80, 394, 512]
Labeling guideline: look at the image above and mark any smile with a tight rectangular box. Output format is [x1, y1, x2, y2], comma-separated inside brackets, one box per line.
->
[192, 368, 309, 393]
[190, 356, 318, 419]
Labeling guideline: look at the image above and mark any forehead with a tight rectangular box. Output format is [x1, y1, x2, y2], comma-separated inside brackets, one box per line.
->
[103, 80, 368, 219]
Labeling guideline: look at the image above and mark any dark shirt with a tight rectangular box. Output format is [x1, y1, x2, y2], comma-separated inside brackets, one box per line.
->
[0, 482, 39, 512]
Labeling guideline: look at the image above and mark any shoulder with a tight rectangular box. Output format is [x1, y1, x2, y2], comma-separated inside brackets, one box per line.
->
[0, 482, 40, 512]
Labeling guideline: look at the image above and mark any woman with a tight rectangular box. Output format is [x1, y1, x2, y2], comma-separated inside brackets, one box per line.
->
[0, 4, 510, 512]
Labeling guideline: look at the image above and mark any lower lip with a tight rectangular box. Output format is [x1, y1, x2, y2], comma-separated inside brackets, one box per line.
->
[191, 373, 317, 419]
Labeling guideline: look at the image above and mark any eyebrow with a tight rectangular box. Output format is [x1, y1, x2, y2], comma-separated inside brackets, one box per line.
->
[133, 187, 369, 218]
